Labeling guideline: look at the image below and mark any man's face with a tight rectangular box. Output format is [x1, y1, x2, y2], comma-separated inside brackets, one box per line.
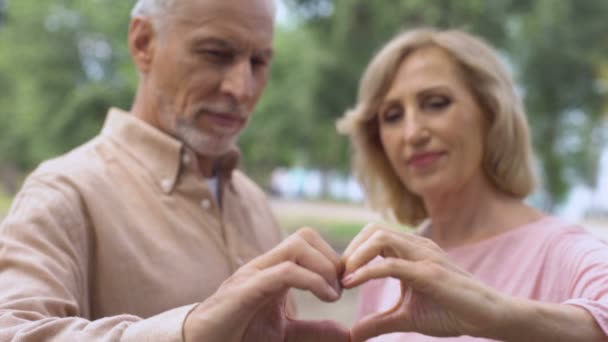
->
[146, 0, 274, 156]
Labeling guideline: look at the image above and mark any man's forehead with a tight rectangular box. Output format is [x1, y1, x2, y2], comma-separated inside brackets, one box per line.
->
[164, 0, 275, 51]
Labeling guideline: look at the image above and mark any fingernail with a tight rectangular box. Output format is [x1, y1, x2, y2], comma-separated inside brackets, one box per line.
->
[327, 285, 339, 299]
[333, 280, 342, 294]
[342, 273, 355, 285]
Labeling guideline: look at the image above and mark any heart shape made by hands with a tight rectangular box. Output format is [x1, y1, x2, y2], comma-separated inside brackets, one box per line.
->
[291, 278, 409, 338]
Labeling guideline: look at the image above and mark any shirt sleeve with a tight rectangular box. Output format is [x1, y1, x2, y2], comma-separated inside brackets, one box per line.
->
[0, 174, 196, 341]
[555, 229, 608, 336]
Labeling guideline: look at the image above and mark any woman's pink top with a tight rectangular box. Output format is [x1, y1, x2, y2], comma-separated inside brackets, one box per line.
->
[358, 216, 608, 341]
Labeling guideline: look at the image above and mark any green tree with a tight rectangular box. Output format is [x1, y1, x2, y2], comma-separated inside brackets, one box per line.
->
[507, 0, 608, 208]
[241, 26, 328, 185]
[2, 0, 607, 208]
[0, 0, 6, 26]
[0, 0, 135, 186]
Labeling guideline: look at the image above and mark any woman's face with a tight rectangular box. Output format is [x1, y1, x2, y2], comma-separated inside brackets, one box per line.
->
[378, 46, 487, 199]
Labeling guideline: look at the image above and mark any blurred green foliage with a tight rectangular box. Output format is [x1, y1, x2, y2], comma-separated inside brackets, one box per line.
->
[0, 188, 11, 216]
[281, 216, 411, 250]
[285, 0, 608, 208]
[0, 0, 135, 191]
[281, 217, 365, 250]
[0, 0, 607, 209]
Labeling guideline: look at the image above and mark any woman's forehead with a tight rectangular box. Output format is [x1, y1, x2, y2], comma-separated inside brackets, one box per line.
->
[386, 47, 465, 96]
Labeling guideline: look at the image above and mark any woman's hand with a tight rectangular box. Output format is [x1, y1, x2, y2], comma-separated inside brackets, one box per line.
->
[342, 224, 510, 341]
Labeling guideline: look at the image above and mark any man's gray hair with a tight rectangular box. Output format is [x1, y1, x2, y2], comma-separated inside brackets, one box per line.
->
[131, 0, 175, 18]
[131, 0, 276, 19]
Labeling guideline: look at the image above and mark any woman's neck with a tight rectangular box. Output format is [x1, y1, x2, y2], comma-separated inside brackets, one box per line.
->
[422, 176, 544, 249]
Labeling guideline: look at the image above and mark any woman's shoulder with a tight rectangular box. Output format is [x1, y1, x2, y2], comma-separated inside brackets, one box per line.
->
[520, 216, 606, 252]
[529, 215, 585, 236]
[535, 216, 608, 269]
[535, 216, 604, 245]
[443, 216, 605, 266]
[496, 215, 590, 244]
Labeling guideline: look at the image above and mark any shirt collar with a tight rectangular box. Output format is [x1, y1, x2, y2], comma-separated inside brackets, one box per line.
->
[101, 108, 240, 194]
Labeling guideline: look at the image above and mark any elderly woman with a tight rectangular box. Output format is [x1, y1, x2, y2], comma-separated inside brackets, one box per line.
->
[338, 28, 608, 341]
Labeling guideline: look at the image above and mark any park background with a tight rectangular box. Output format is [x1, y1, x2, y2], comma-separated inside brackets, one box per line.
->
[2, 0, 608, 326]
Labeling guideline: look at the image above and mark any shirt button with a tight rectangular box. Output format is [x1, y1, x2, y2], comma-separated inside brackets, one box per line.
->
[200, 199, 212, 210]
[161, 179, 172, 192]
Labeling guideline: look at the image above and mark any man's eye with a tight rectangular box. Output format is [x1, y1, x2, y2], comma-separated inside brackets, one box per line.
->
[251, 57, 268, 68]
[201, 49, 233, 62]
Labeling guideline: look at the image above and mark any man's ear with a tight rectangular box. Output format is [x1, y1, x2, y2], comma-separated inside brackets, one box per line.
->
[129, 17, 157, 75]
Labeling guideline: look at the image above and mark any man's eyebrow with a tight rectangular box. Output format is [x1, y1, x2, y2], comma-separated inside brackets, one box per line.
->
[258, 49, 274, 59]
[191, 38, 273, 57]
[190, 37, 235, 49]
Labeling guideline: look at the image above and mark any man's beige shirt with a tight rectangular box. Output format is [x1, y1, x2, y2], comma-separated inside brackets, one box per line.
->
[0, 109, 282, 341]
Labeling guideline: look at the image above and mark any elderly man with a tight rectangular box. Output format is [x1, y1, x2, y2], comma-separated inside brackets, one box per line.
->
[0, 0, 348, 341]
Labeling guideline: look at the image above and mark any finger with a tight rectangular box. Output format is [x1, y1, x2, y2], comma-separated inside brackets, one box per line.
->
[297, 227, 345, 277]
[344, 229, 421, 276]
[408, 232, 445, 254]
[351, 311, 410, 342]
[286, 319, 350, 342]
[342, 257, 422, 289]
[380, 231, 469, 277]
[344, 258, 498, 325]
[350, 231, 467, 279]
[251, 233, 342, 292]
[342, 223, 381, 264]
[288, 235, 343, 292]
[255, 261, 341, 302]
[247, 233, 298, 269]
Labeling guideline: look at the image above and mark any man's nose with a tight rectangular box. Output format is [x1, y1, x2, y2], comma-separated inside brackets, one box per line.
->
[220, 59, 254, 104]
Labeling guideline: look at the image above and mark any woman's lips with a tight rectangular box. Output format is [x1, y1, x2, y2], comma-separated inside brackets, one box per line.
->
[407, 151, 446, 168]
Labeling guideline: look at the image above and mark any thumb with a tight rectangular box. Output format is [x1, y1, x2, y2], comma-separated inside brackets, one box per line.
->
[350, 312, 409, 342]
[286, 319, 351, 342]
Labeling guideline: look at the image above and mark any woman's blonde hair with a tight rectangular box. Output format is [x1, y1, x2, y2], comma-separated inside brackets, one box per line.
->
[337, 28, 536, 226]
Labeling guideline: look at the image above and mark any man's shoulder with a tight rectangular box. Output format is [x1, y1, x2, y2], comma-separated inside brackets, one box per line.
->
[29, 136, 108, 187]
[7, 137, 109, 221]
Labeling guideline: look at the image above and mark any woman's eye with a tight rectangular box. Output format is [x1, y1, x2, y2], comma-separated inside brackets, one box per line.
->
[382, 106, 403, 123]
[424, 96, 451, 111]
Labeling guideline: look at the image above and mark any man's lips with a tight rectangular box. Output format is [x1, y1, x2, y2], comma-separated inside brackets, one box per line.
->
[204, 112, 246, 129]
[407, 151, 446, 168]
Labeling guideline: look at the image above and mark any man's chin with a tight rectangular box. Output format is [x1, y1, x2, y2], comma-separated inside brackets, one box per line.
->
[175, 126, 239, 157]
[188, 137, 238, 157]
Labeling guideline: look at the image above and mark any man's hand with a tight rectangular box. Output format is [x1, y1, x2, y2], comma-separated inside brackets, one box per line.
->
[184, 228, 350, 342]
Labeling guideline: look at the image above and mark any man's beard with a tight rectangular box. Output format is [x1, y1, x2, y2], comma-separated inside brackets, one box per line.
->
[174, 118, 239, 157]
[157, 95, 245, 157]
